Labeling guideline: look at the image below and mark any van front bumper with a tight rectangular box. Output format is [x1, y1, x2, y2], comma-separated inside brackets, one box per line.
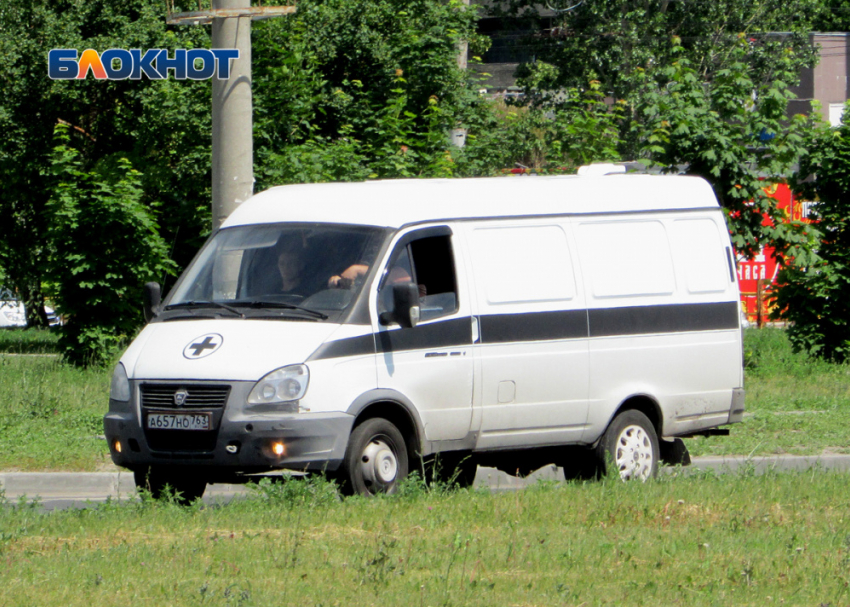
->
[104, 408, 354, 476]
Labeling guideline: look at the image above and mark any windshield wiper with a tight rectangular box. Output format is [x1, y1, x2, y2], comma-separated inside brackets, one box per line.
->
[164, 300, 245, 318]
[231, 300, 328, 320]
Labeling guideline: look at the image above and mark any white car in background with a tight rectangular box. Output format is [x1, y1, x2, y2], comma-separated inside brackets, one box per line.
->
[0, 288, 27, 328]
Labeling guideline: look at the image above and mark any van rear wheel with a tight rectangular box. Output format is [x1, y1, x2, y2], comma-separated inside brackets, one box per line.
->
[597, 410, 659, 481]
[339, 418, 409, 496]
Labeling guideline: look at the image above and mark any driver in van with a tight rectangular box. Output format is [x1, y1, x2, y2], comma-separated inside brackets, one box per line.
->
[274, 235, 324, 297]
[275, 236, 375, 298]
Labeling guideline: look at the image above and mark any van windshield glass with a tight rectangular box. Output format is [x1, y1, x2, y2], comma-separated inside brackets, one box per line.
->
[166, 224, 386, 320]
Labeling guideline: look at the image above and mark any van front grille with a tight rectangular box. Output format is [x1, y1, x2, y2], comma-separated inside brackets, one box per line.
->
[140, 384, 230, 409]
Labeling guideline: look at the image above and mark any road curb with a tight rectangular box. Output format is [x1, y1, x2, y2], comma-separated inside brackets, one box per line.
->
[0, 471, 248, 500]
[3, 455, 850, 500]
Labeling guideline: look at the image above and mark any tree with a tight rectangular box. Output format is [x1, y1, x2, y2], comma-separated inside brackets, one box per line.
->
[630, 37, 820, 258]
[508, 0, 819, 102]
[250, 0, 491, 185]
[772, 110, 850, 361]
[0, 0, 212, 326]
[46, 126, 174, 366]
[503, 0, 822, 257]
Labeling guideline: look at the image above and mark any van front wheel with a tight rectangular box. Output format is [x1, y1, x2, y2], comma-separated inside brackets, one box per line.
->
[597, 410, 659, 481]
[133, 466, 207, 504]
[340, 418, 409, 496]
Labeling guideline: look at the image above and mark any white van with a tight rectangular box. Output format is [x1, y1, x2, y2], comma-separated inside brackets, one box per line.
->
[104, 171, 745, 499]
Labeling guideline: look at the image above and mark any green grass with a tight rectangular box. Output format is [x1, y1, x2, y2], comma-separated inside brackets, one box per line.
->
[0, 353, 111, 471]
[0, 327, 60, 354]
[3, 471, 850, 606]
[0, 327, 848, 470]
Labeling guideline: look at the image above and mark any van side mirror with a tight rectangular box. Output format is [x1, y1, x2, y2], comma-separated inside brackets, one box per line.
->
[143, 282, 161, 322]
[380, 282, 420, 329]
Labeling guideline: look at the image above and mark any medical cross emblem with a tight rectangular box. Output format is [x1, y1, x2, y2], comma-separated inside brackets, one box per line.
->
[183, 333, 223, 359]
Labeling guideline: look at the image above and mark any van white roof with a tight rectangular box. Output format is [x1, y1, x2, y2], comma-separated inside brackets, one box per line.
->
[222, 174, 720, 230]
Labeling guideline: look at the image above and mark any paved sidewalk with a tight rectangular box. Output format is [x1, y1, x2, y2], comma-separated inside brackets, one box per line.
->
[3, 454, 850, 504]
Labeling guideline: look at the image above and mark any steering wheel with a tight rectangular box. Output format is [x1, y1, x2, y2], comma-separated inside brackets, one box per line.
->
[268, 293, 305, 304]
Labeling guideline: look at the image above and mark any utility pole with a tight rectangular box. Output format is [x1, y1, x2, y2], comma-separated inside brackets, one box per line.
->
[450, 0, 470, 149]
[211, 0, 253, 230]
[166, 1, 295, 230]
[457, 0, 470, 70]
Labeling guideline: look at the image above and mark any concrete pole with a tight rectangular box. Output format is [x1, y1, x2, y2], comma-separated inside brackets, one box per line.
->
[450, 0, 470, 148]
[211, 0, 253, 230]
[456, 0, 470, 70]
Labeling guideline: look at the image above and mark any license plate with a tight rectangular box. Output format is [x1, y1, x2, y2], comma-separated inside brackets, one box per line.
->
[146, 412, 211, 431]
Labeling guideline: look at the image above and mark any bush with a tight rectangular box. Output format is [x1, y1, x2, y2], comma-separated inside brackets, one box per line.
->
[773, 109, 850, 361]
[46, 125, 175, 367]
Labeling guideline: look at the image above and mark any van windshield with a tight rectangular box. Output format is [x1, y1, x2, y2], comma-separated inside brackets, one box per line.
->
[164, 224, 387, 321]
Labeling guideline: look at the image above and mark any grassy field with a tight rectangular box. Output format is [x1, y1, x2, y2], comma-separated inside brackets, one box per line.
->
[0, 326, 59, 354]
[0, 328, 111, 471]
[3, 471, 850, 606]
[2, 327, 850, 605]
[0, 327, 848, 470]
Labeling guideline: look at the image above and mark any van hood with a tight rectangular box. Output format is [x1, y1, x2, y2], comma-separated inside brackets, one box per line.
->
[122, 319, 343, 381]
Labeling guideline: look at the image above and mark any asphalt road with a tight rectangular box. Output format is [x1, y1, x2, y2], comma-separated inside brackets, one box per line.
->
[3, 454, 850, 511]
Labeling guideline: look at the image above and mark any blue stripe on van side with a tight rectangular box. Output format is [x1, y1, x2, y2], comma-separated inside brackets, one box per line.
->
[308, 301, 739, 360]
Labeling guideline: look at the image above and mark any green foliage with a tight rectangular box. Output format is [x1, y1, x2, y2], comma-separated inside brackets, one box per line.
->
[547, 81, 626, 169]
[632, 37, 822, 258]
[46, 125, 175, 367]
[248, 475, 340, 509]
[772, 108, 850, 361]
[252, 0, 488, 185]
[501, 0, 821, 256]
[811, 0, 850, 31]
[0, 0, 211, 324]
[506, 0, 818, 101]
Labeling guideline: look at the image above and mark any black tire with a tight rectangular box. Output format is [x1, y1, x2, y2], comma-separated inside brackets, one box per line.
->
[429, 452, 477, 489]
[134, 466, 207, 504]
[558, 446, 603, 481]
[597, 410, 659, 481]
[338, 418, 409, 496]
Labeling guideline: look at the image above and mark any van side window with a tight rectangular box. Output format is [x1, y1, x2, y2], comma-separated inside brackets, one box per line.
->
[379, 235, 458, 323]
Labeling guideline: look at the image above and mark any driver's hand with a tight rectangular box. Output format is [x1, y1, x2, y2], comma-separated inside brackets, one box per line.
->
[329, 264, 368, 289]
[328, 275, 353, 289]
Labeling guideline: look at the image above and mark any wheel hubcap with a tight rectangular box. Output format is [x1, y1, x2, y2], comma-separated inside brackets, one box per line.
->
[614, 424, 653, 481]
[360, 438, 398, 488]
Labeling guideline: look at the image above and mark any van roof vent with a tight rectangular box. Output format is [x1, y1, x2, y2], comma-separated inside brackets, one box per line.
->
[577, 163, 627, 177]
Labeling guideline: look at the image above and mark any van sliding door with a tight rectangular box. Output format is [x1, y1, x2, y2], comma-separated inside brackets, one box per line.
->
[462, 221, 590, 449]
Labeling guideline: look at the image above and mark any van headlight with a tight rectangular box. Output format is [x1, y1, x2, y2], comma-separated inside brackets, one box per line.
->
[248, 364, 309, 404]
[109, 363, 131, 402]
